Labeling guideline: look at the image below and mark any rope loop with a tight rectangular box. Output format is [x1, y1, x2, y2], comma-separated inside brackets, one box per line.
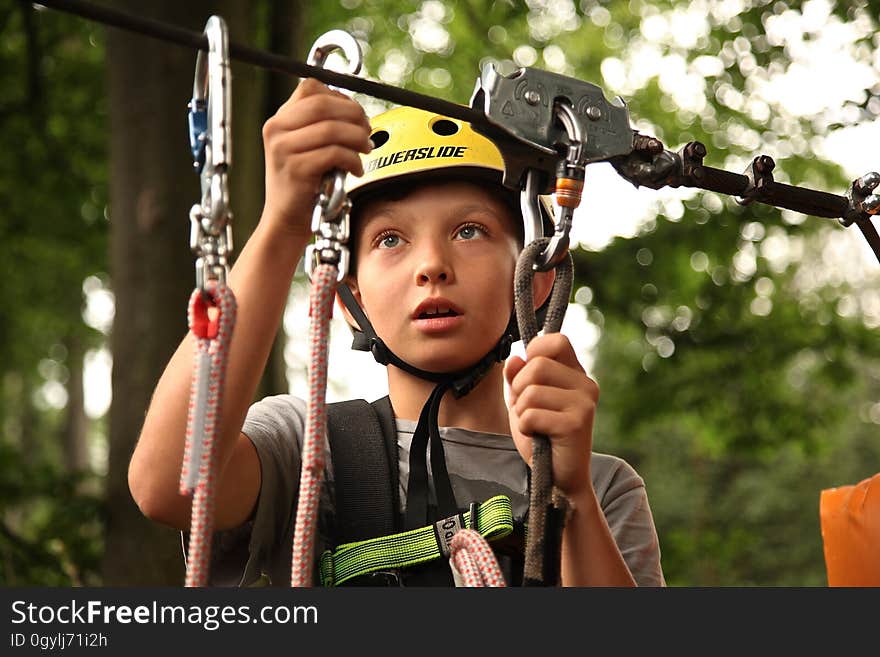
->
[181, 282, 237, 587]
[513, 237, 574, 586]
[449, 529, 507, 587]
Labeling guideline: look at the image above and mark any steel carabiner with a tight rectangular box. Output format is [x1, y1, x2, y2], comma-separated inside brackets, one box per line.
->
[531, 101, 586, 272]
[187, 15, 233, 290]
[304, 30, 364, 282]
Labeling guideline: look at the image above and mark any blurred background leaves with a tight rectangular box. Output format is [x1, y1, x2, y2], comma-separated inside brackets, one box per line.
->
[2, 0, 879, 585]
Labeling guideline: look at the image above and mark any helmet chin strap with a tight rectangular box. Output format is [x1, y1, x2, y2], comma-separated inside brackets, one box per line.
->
[337, 284, 515, 530]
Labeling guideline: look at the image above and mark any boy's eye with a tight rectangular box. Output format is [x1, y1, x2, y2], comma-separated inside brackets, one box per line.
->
[455, 223, 486, 240]
[376, 232, 401, 249]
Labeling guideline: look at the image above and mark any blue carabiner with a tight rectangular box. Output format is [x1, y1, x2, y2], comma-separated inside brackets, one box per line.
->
[187, 15, 233, 290]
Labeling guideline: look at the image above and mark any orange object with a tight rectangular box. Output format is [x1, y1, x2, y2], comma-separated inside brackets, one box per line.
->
[819, 472, 880, 586]
[554, 177, 584, 208]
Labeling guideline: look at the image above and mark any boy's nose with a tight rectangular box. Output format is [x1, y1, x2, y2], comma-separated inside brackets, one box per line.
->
[415, 247, 454, 285]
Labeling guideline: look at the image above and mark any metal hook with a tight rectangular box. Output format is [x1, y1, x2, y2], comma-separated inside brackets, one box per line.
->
[520, 168, 546, 248]
[305, 30, 364, 282]
[307, 30, 363, 221]
[188, 15, 233, 290]
[533, 101, 586, 272]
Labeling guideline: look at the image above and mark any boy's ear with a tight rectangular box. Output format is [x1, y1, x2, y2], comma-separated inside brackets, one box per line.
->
[335, 278, 363, 332]
[532, 267, 556, 311]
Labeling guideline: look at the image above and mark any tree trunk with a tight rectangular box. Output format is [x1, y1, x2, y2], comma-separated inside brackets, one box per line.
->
[102, 0, 265, 586]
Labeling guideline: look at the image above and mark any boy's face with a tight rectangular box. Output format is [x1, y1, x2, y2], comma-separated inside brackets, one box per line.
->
[348, 180, 520, 373]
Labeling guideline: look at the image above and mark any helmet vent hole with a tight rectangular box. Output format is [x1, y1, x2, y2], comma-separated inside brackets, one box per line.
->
[370, 130, 390, 149]
[431, 119, 459, 136]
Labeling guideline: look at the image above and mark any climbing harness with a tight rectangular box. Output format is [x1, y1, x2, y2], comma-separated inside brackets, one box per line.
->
[290, 30, 363, 588]
[180, 15, 236, 588]
[33, 0, 880, 588]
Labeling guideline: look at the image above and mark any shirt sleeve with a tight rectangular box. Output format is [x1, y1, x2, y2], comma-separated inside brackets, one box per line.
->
[208, 394, 309, 586]
[591, 452, 666, 587]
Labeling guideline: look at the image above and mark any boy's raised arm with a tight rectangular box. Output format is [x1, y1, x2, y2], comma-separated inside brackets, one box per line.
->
[127, 79, 372, 531]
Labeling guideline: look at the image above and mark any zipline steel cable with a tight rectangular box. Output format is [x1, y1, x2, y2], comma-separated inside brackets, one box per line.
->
[33, 0, 880, 264]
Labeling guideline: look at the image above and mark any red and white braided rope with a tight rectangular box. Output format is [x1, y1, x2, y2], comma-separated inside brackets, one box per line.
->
[449, 529, 507, 587]
[290, 263, 337, 587]
[181, 283, 237, 588]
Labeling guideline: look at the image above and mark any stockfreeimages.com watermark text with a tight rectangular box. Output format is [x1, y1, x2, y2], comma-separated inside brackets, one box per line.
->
[11, 599, 317, 632]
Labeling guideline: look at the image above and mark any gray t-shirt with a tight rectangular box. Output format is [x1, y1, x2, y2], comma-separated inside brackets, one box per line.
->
[209, 394, 665, 587]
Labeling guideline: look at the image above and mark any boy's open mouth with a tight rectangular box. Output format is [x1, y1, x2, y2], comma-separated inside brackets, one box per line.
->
[417, 308, 459, 319]
[412, 298, 464, 321]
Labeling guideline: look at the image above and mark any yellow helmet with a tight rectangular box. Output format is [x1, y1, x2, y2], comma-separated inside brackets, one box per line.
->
[346, 105, 554, 238]
[347, 105, 506, 196]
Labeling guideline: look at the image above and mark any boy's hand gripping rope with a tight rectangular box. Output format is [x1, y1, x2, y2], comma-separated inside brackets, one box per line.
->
[180, 15, 235, 588]
[514, 101, 580, 586]
[290, 31, 362, 588]
[515, 241, 574, 586]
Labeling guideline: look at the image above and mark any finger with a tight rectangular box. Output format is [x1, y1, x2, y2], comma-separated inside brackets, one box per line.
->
[302, 144, 366, 178]
[289, 77, 334, 102]
[524, 333, 582, 371]
[507, 356, 584, 397]
[504, 355, 526, 384]
[269, 93, 370, 133]
[504, 356, 526, 404]
[273, 120, 372, 156]
[270, 142, 365, 180]
[513, 384, 579, 418]
[516, 407, 582, 440]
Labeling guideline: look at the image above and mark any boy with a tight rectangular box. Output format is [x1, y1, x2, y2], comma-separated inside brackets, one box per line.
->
[128, 78, 665, 587]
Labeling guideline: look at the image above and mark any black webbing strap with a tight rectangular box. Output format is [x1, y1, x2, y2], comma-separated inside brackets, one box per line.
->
[326, 396, 400, 545]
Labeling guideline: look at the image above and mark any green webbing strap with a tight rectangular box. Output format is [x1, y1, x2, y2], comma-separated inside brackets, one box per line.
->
[319, 495, 514, 586]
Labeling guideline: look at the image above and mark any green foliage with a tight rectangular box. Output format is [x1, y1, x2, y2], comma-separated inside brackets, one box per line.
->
[5, 0, 879, 586]
[1, 1, 107, 585]
[0, 440, 105, 585]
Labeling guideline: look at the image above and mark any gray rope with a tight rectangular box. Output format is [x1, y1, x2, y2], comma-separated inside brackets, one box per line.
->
[514, 238, 573, 586]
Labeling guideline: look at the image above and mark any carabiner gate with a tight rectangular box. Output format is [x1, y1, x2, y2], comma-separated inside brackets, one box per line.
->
[187, 15, 233, 290]
[304, 30, 363, 283]
[531, 101, 586, 272]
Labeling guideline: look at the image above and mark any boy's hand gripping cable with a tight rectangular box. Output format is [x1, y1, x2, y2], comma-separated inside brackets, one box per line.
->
[291, 31, 362, 588]
[179, 16, 236, 588]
